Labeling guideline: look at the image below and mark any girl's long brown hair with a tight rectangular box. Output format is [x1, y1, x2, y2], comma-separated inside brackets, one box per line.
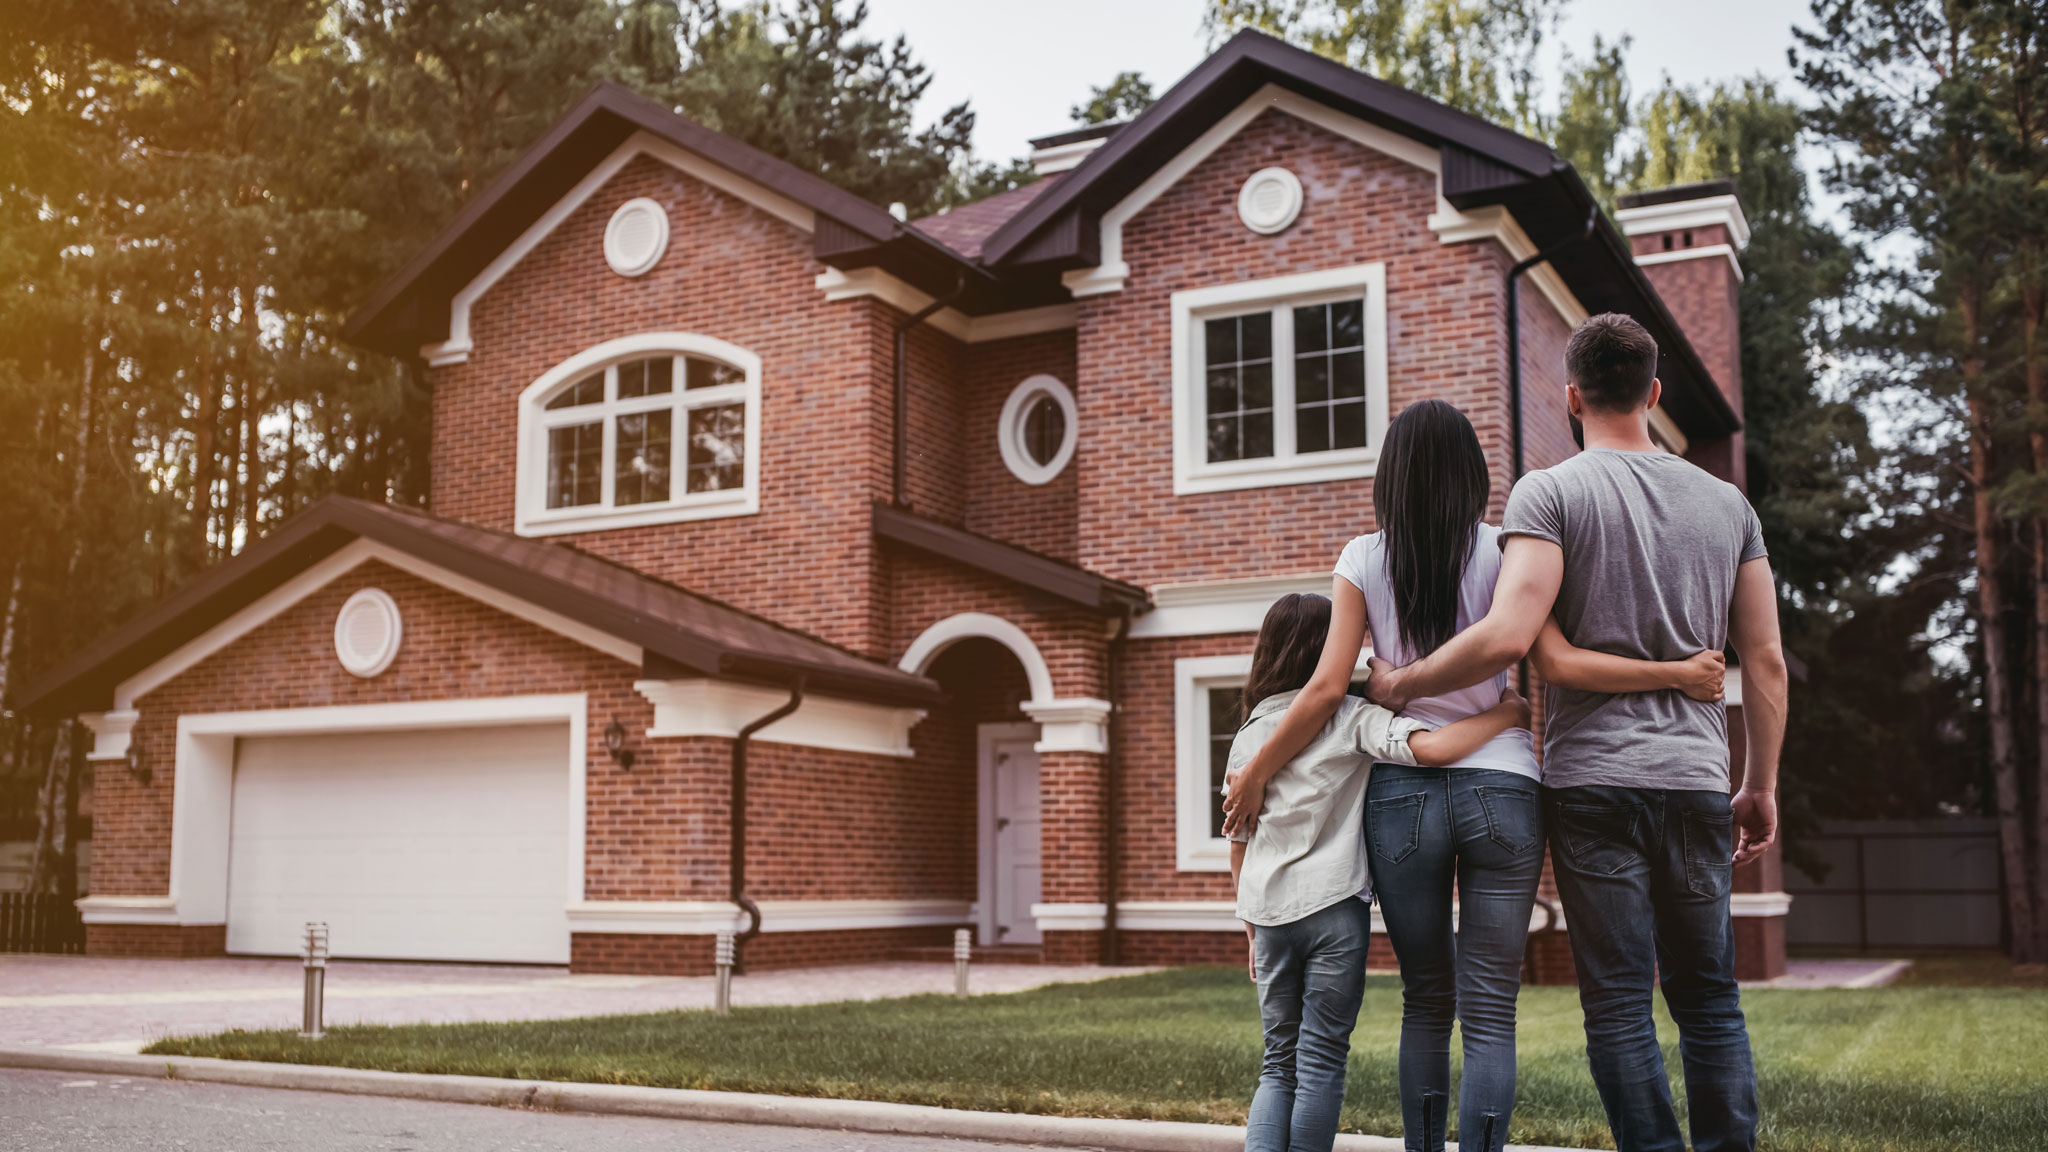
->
[1240, 593, 1332, 722]
[1373, 399, 1489, 658]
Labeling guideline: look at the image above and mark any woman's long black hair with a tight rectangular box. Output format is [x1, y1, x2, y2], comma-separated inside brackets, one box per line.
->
[1240, 593, 1331, 722]
[1373, 399, 1490, 658]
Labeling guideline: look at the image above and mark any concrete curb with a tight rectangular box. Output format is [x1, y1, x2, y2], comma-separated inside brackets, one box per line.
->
[0, 1046, 1576, 1151]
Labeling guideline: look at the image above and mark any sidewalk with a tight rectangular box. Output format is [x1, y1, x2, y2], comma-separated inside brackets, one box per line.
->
[0, 954, 1151, 1052]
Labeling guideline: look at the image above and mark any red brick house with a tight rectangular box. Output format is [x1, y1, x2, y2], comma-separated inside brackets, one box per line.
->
[25, 31, 1785, 977]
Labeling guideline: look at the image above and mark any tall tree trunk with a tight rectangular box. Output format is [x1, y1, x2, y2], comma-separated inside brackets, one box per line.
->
[188, 340, 220, 570]
[239, 278, 262, 549]
[63, 344, 96, 594]
[0, 560, 21, 709]
[1970, 285, 2036, 961]
[25, 722, 76, 898]
[2027, 274, 2048, 964]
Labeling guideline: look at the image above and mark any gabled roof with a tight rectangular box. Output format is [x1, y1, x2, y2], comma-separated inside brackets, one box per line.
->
[20, 497, 941, 716]
[872, 503, 1148, 613]
[975, 29, 1741, 440]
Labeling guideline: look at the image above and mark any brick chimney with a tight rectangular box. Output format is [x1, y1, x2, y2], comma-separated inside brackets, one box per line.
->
[1615, 180, 1749, 490]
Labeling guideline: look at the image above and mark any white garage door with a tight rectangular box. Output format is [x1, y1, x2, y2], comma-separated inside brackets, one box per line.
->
[226, 724, 571, 964]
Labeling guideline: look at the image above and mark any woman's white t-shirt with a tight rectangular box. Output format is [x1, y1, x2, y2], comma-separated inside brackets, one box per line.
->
[1334, 523, 1540, 780]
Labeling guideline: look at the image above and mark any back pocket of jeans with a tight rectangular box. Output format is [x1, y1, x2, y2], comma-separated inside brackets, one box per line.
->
[1554, 803, 1640, 876]
[1476, 784, 1540, 856]
[1368, 792, 1426, 864]
[1683, 808, 1735, 899]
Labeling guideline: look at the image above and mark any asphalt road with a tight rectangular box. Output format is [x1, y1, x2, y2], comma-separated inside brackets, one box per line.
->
[0, 1068, 1058, 1152]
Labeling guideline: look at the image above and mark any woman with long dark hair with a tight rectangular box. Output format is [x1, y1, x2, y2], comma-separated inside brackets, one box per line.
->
[1222, 400, 1724, 1152]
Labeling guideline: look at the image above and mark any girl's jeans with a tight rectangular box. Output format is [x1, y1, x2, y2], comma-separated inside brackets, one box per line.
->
[1246, 897, 1372, 1152]
[1367, 765, 1544, 1152]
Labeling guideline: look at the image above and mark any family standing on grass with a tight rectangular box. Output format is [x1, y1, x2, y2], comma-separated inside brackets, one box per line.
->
[1220, 313, 1788, 1152]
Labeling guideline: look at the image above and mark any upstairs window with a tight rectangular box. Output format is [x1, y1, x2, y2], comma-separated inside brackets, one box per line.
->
[517, 335, 760, 537]
[1171, 263, 1389, 495]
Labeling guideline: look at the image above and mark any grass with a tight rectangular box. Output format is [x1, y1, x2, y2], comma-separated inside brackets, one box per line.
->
[146, 965, 2048, 1152]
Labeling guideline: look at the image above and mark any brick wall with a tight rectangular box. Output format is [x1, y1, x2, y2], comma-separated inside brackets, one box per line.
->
[960, 331, 1081, 562]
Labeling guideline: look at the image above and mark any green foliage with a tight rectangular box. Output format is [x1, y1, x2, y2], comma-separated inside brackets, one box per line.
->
[146, 967, 2048, 1151]
[1071, 71, 1156, 125]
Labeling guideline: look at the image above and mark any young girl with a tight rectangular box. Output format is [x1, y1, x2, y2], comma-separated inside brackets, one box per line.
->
[1227, 592, 1530, 1152]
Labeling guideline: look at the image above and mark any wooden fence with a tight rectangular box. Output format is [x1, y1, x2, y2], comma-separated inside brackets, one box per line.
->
[0, 891, 85, 955]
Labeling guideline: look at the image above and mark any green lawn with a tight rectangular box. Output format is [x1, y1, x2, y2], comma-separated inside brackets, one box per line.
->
[147, 967, 2047, 1152]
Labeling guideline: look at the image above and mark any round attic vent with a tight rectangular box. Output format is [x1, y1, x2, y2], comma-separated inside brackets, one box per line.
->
[604, 197, 670, 277]
[334, 588, 403, 678]
[1237, 168, 1303, 235]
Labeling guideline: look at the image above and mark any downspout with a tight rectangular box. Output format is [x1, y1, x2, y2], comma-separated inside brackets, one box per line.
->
[731, 676, 805, 972]
[1506, 205, 1597, 692]
[892, 272, 970, 508]
[1100, 607, 1135, 965]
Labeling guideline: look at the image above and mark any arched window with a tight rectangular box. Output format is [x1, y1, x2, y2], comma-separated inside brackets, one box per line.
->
[515, 334, 761, 536]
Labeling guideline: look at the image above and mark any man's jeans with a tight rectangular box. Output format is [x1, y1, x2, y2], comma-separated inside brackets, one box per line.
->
[1367, 766, 1543, 1152]
[1545, 786, 1759, 1152]
[1247, 897, 1372, 1152]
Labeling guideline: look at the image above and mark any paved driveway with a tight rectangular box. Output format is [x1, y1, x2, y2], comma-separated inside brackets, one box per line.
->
[0, 955, 1148, 1052]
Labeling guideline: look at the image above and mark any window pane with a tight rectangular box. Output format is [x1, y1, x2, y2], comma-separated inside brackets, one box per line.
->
[546, 421, 603, 508]
[1297, 354, 1330, 404]
[613, 409, 672, 506]
[544, 373, 604, 410]
[1294, 302, 1329, 354]
[1022, 394, 1066, 467]
[1332, 300, 1364, 348]
[617, 357, 674, 400]
[1332, 399, 1367, 449]
[1331, 350, 1365, 399]
[687, 403, 746, 492]
[1297, 404, 1330, 455]
[685, 357, 745, 390]
[1202, 313, 1276, 464]
[1207, 685, 1244, 839]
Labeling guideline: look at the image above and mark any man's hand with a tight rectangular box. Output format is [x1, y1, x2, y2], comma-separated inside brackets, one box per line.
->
[1498, 686, 1532, 730]
[1732, 787, 1778, 866]
[1243, 922, 1257, 983]
[1221, 765, 1265, 838]
[1363, 655, 1411, 710]
[1675, 649, 1727, 702]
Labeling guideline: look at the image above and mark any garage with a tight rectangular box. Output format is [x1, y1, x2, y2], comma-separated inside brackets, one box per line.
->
[225, 724, 572, 964]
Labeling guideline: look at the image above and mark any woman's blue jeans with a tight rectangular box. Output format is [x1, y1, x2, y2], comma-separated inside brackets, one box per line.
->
[1246, 897, 1372, 1152]
[1367, 766, 1543, 1152]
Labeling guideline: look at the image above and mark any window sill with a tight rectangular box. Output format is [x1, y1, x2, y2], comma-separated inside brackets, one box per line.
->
[1178, 838, 1233, 874]
[1174, 448, 1379, 496]
[515, 491, 759, 538]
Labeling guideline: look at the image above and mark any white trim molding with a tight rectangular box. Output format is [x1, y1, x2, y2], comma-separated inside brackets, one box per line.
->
[1615, 193, 1752, 250]
[1428, 204, 1589, 329]
[75, 895, 181, 925]
[1031, 135, 1109, 175]
[1175, 653, 1252, 873]
[1020, 697, 1113, 755]
[1030, 901, 1109, 932]
[565, 898, 972, 936]
[132, 695, 588, 930]
[1649, 407, 1691, 456]
[422, 131, 815, 366]
[1724, 665, 1744, 709]
[81, 709, 141, 763]
[1062, 84, 1444, 298]
[1170, 262, 1391, 495]
[1731, 891, 1793, 917]
[1633, 242, 1744, 281]
[899, 613, 1057, 705]
[633, 679, 924, 758]
[1130, 573, 1331, 639]
[814, 268, 1078, 343]
[514, 332, 763, 538]
[110, 539, 639, 714]
[998, 374, 1078, 486]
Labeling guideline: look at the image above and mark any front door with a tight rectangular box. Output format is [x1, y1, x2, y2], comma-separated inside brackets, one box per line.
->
[979, 724, 1043, 946]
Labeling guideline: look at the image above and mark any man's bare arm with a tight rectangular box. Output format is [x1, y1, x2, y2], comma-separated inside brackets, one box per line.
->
[1366, 536, 1565, 710]
[1727, 556, 1787, 866]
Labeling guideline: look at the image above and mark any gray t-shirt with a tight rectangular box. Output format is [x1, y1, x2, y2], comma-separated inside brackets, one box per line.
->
[1502, 449, 1767, 791]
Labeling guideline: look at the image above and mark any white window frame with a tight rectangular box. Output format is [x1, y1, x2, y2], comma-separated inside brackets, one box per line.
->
[1170, 262, 1390, 496]
[515, 333, 762, 537]
[997, 374, 1078, 486]
[1174, 647, 1374, 872]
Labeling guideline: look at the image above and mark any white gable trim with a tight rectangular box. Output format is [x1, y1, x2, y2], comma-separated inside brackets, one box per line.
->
[815, 267, 1078, 343]
[111, 538, 642, 712]
[1432, 203, 1590, 330]
[422, 131, 819, 366]
[1634, 242, 1744, 281]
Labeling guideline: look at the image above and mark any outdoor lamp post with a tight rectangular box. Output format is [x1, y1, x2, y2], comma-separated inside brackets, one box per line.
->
[301, 922, 329, 1039]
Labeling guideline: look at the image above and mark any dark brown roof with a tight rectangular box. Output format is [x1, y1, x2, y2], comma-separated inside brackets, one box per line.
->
[911, 176, 1064, 261]
[1618, 179, 1739, 210]
[872, 503, 1148, 614]
[21, 497, 940, 716]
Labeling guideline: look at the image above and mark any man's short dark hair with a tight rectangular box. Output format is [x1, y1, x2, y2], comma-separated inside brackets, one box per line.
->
[1565, 313, 1659, 412]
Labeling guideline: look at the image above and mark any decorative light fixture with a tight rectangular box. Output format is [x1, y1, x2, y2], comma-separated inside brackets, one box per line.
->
[124, 742, 151, 786]
[603, 718, 637, 771]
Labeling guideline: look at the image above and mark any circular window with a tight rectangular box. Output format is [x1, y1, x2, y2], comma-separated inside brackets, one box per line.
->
[604, 197, 670, 277]
[1237, 167, 1303, 235]
[998, 375, 1077, 486]
[334, 588, 403, 678]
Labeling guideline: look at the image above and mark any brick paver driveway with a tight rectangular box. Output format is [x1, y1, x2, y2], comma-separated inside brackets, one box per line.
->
[0, 955, 1148, 1052]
